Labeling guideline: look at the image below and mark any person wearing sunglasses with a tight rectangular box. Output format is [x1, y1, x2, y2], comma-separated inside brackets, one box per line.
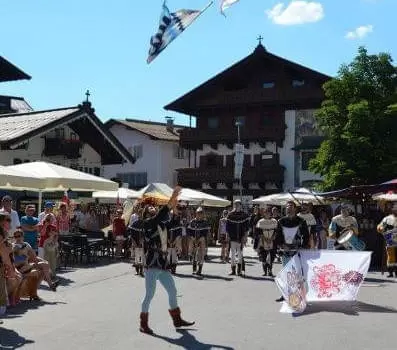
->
[12, 229, 59, 295]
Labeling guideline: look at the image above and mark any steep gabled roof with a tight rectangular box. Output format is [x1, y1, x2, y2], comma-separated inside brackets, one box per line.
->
[106, 118, 184, 142]
[0, 56, 31, 82]
[164, 44, 331, 114]
[0, 103, 134, 165]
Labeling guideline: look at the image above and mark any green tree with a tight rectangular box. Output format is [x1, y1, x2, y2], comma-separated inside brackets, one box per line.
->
[309, 47, 397, 191]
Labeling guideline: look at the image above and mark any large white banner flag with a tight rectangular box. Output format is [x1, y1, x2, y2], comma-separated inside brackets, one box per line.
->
[275, 254, 307, 314]
[275, 250, 371, 313]
[301, 250, 371, 302]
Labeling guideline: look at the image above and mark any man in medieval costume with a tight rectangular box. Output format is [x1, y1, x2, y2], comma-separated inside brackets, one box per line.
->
[187, 207, 211, 276]
[377, 203, 397, 278]
[226, 199, 250, 276]
[274, 201, 310, 302]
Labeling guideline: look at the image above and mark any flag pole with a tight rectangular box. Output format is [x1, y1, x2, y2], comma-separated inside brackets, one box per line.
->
[189, 1, 214, 24]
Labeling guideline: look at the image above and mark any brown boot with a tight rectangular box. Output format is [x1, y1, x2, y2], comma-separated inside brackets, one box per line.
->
[169, 307, 195, 328]
[139, 312, 154, 335]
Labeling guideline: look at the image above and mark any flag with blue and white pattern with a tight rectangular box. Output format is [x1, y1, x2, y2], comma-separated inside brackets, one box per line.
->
[147, 1, 213, 64]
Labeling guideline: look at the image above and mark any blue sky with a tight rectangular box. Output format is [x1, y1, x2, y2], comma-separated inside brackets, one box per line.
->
[1, 0, 396, 126]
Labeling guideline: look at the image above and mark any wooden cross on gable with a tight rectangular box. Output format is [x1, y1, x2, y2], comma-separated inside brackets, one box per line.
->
[257, 35, 263, 45]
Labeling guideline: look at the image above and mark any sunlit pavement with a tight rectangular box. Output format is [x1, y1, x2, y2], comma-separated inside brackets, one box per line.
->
[1, 247, 396, 350]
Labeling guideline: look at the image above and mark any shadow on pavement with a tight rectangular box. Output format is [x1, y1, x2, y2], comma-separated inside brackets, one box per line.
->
[364, 277, 396, 284]
[0, 328, 35, 349]
[175, 273, 234, 282]
[242, 275, 274, 282]
[295, 301, 397, 317]
[5, 300, 67, 317]
[152, 329, 235, 350]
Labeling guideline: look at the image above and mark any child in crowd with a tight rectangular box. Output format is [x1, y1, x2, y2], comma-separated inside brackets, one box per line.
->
[43, 224, 59, 280]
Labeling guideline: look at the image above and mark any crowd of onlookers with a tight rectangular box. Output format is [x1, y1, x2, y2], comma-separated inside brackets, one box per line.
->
[0, 194, 112, 324]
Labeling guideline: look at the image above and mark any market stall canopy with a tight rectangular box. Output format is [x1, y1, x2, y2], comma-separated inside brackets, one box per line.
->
[133, 183, 231, 207]
[0, 165, 44, 190]
[178, 188, 231, 207]
[253, 188, 325, 206]
[92, 187, 140, 200]
[7, 161, 118, 192]
[372, 191, 397, 202]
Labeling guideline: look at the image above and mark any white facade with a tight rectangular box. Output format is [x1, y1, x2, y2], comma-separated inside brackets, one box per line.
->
[0, 125, 102, 174]
[103, 124, 188, 187]
[189, 109, 323, 192]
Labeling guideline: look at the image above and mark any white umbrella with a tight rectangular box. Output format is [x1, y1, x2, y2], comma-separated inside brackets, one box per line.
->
[133, 183, 231, 207]
[134, 183, 173, 199]
[252, 193, 298, 206]
[179, 188, 231, 207]
[252, 188, 325, 206]
[7, 161, 118, 192]
[92, 187, 140, 200]
[0, 165, 44, 190]
[373, 192, 397, 201]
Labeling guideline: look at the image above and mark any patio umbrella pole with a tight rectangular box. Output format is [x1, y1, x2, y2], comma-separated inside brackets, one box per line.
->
[308, 189, 325, 205]
[38, 190, 43, 212]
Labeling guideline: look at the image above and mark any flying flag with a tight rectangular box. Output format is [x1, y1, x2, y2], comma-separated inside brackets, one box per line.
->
[147, 1, 213, 64]
[220, 0, 240, 16]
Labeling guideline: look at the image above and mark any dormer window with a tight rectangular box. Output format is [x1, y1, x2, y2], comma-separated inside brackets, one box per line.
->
[263, 82, 275, 89]
[292, 79, 305, 87]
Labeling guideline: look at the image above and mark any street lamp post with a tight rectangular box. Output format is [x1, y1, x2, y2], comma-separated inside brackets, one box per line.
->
[235, 120, 243, 202]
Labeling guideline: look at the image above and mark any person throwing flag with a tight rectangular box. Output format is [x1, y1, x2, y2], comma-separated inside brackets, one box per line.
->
[139, 186, 194, 335]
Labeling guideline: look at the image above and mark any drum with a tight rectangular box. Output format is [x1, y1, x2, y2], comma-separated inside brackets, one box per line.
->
[384, 229, 397, 246]
[337, 228, 366, 251]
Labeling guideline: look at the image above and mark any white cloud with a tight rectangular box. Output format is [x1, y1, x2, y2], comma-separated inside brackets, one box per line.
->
[266, 1, 324, 25]
[345, 25, 373, 39]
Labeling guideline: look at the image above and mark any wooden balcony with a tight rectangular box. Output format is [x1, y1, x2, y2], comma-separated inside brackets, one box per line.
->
[179, 126, 285, 149]
[196, 86, 325, 108]
[177, 165, 284, 187]
[43, 138, 83, 159]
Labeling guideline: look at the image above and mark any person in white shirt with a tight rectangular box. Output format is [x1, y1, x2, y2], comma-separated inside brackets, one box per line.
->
[1, 195, 20, 234]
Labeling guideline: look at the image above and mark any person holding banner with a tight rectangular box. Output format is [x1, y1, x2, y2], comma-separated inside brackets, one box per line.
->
[274, 201, 310, 302]
[226, 199, 250, 276]
[377, 203, 397, 278]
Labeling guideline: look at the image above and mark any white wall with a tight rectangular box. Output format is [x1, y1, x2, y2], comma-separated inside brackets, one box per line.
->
[300, 170, 323, 184]
[103, 124, 188, 186]
[0, 125, 102, 173]
[278, 110, 296, 191]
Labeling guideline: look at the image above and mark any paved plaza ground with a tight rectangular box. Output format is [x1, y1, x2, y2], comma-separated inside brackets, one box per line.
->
[1, 247, 397, 350]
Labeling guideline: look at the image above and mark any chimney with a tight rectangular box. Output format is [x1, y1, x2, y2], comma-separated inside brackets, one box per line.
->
[165, 116, 174, 132]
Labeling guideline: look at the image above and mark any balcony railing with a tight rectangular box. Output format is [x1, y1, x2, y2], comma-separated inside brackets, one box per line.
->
[177, 165, 284, 185]
[43, 138, 83, 159]
[179, 126, 285, 148]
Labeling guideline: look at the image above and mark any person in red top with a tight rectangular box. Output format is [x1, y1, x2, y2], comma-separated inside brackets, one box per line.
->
[112, 209, 126, 258]
[57, 202, 71, 236]
[38, 214, 54, 258]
